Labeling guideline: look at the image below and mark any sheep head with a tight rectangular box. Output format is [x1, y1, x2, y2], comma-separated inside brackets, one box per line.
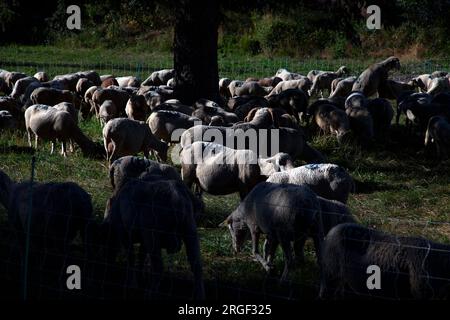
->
[219, 211, 249, 254]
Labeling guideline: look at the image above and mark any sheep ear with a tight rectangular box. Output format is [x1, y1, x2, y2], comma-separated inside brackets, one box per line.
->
[218, 215, 232, 227]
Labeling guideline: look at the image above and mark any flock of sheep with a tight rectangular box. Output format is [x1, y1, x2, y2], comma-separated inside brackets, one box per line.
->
[1, 55, 450, 300]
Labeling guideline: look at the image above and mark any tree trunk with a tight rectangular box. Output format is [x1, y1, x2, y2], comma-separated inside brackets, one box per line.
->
[173, 0, 220, 105]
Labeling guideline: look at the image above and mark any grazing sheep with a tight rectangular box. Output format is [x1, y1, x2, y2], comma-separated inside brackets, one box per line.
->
[5, 72, 27, 93]
[268, 78, 313, 96]
[308, 66, 350, 98]
[0, 96, 24, 123]
[103, 176, 205, 299]
[267, 163, 354, 203]
[424, 116, 450, 159]
[125, 95, 148, 121]
[30, 87, 80, 110]
[426, 77, 450, 96]
[192, 105, 238, 125]
[116, 76, 141, 88]
[141, 69, 175, 86]
[76, 78, 95, 100]
[221, 182, 324, 280]
[0, 170, 95, 259]
[92, 87, 130, 117]
[352, 56, 401, 97]
[275, 68, 304, 81]
[0, 110, 16, 131]
[345, 92, 374, 143]
[148, 110, 201, 143]
[10, 76, 39, 101]
[109, 156, 182, 192]
[366, 98, 394, 140]
[307, 66, 349, 83]
[307, 103, 350, 143]
[267, 88, 309, 122]
[329, 76, 357, 98]
[180, 142, 291, 199]
[103, 117, 168, 164]
[25, 104, 102, 157]
[234, 81, 273, 97]
[180, 141, 264, 199]
[83, 85, 100, 119]
[33, 71, 49, 82]
[401, 98, 450, 133]
[228, 80, 245, 97]
[396, 92, 432, 126]
[411, 74, 433, 93]
[98, 100, 118, 126]
[320, 223, 450, 299]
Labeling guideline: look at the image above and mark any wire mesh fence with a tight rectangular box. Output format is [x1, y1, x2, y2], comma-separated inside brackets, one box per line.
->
[0, 57, 450, 301]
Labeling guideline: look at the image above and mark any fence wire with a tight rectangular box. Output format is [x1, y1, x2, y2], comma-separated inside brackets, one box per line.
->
[0, 58, 450, 301]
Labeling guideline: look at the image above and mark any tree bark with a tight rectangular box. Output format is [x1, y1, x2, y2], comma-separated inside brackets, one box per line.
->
[173, 0, 220, 105]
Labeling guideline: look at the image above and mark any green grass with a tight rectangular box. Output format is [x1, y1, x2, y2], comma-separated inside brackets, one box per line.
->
[1, 48, 450, 299]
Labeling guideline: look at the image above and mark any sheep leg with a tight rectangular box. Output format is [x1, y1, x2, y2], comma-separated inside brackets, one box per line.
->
[251, 230, 270, 271]
[61, 141, 67, 157]
[27, 129, 32, 147]
[50, 141, 55, 154]
[183, 223, 205, 300]
[279, 239, 294, 283]
[263, 237, 279, 273]
[34, 135, 39, 150]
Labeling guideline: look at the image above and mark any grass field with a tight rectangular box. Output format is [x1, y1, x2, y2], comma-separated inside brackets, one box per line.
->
[0, 46, 450, 300]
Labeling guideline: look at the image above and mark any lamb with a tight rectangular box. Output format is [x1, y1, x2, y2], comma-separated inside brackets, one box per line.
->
[109, 155, 182, 192]
[0, 169, 95, 259]
[25, 104, 103, 157]
[33, 71, 49, 82]
[125, 95, 149, 121]
[329, 76, 357, 98]
[148, 110, 201, 143]
[267, 163, 354, 203]
[98, 100, 118, 126]
[221, 182, 324, 281]
[352, 56, 401, 97]
[103, 117, 168, 164]
[103, 175, 205, 299]
[180, 141, 291, 199]
[319, 223, 450, 299]
[424, 116, 450, 159]
[308, 66, 350, 97]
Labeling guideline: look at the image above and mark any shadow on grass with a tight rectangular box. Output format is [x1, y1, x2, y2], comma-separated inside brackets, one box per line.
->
[0, 145, 34, 154]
